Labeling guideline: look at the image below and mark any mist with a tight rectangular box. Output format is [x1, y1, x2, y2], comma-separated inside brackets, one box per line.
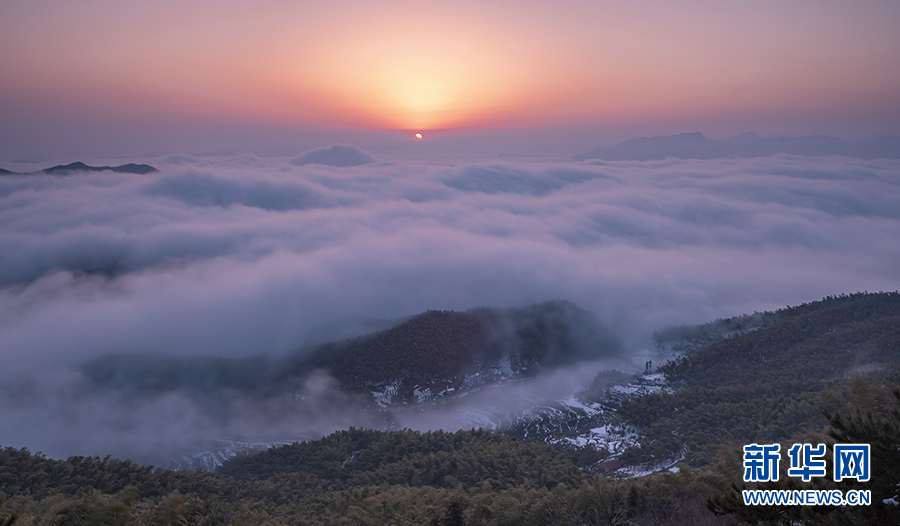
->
[1, 149, 898, 463]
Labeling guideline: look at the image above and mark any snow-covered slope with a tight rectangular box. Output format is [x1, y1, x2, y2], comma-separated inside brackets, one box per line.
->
[166, 439, 295, 471]
[165, 357, 676, 474]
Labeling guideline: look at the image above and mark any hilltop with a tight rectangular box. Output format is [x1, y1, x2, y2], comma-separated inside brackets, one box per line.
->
[0, 161, 159, 175]
[79, 300, 622, 405]
[573, 132, 900, 161]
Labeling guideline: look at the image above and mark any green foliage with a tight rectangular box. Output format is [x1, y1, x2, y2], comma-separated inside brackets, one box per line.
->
[653, 310, 779, 349]
[617, 292, 900, 467]
[32, 486, 138, 526]
[216, 428, 584, 492]
[11, 294, 900, 524]
[821, 382, 900, 525]
[707, 378, 900, 525]
[1, 430, 734, 526]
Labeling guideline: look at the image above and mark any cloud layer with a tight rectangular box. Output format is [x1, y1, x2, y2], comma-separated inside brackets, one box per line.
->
[1, 152, 898, 374]
[0, 150, 898, 460]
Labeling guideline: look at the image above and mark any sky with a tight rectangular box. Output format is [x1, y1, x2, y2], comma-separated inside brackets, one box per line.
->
[1, 0, 899, 159]
[1, 1, 899, 461]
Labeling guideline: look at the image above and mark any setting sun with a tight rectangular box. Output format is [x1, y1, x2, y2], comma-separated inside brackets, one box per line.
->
[415, 133, 423, 140]
[280, 9, 540, 130]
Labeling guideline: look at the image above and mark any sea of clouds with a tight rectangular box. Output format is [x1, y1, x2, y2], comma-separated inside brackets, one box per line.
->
[1, 146, 898, 461]
[2, 147, 899, 373]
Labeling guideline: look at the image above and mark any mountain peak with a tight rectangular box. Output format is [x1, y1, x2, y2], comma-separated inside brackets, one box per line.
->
[721, 131, 764, 144]
[674, 131, 710, 140]
[40, 162, 159, 175]
[573, 131, 900, 161]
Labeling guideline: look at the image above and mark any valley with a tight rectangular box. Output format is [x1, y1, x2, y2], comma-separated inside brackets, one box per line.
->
[2, 292, 899, 525]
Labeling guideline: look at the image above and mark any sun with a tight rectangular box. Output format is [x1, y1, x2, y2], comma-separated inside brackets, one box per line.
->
[415, 133, 423, 140]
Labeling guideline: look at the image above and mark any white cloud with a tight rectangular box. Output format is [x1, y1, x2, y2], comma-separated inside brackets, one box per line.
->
[1, 151, 898, 461]
[0, 153, 897, 376]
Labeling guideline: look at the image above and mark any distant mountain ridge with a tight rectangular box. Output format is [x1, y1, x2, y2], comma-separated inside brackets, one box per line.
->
[0, 161, 159, 175]
[79, 300, 622, 403]
[291, 300, 621, 394]
[573, 132, 900, 161]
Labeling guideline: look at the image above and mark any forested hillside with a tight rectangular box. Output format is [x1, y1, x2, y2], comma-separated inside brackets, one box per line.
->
[613, 292, 900, 467]
[79, 300, 620, 402]
[3, 293, 900, 525]
[3, 387, 897, 525]
[216, 428, 583, 489]
[289, 300, 620, 393]
[0, 429, 731, 525]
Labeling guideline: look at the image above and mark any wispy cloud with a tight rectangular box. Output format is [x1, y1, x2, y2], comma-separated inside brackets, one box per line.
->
[1, 153, 897, 378]
[1, 151, 898, 461]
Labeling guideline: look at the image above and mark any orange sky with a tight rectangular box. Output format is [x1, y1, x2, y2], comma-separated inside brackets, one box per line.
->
[1, 0, 899, 138]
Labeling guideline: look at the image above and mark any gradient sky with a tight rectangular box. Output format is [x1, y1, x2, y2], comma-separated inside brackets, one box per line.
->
[1, 0, 899, 157]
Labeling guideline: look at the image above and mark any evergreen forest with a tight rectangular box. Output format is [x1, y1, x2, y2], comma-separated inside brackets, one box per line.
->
[2, 292, 899, 525]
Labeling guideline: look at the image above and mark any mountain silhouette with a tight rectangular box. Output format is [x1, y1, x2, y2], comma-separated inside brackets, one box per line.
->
[573, 132, 900, 161]
[0, 162, 159, 175]
[41, 162, 159, 174]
